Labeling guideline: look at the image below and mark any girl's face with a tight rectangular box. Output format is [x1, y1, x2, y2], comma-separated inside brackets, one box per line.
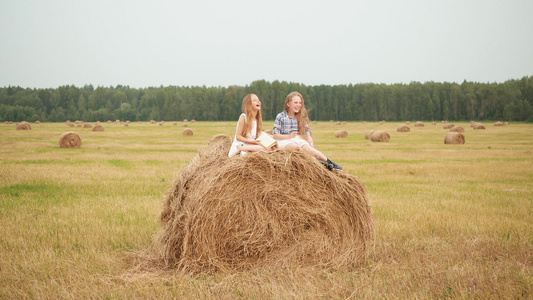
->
[251, 95, 261, 112]
[287, 95, 302, 115]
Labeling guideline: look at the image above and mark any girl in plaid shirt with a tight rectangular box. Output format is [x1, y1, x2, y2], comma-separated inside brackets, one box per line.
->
[273, 91, 342, 170]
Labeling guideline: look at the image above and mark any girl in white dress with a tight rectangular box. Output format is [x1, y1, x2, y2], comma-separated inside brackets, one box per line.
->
[228, 94, 275, 157]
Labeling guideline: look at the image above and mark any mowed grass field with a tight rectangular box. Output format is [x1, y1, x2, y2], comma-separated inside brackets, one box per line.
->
[1, 120, 532, 299]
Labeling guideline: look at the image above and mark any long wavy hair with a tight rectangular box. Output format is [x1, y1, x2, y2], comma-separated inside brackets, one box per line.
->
[241, 94, 262, 138]
[284, 91, 310, 137]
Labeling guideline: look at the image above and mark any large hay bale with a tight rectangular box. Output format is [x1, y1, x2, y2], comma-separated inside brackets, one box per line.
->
[444, 132, 465, 144]
[151, 137, 374, 273]
[397, 125, 410, 132]
[443, 123, 454, 129]
[92, 124, 105, 131]
[364, 130, 374, 139]
[494, 121, 503, 126]
[59, 132, 82, 148]
[182, 128, 194, 136]
[370, 131, 390, 142]
[472, 122, 485, 130]
[415, 121, 424, 127]
[335, 130, 348, 138]
[16, 121, 32, 130]
[449, 126, 464, 133]
[83, 123, 92, 128]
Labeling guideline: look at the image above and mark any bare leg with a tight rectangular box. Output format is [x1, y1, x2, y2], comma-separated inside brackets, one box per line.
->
[301, 144, 327, 161]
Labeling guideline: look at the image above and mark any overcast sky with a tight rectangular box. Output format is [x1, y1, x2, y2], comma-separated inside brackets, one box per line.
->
[1, 0, 532, 89]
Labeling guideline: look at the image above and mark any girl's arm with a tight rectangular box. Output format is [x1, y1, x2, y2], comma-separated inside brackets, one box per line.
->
[235, 115, 259, 144]
[273, 132, 298, 140]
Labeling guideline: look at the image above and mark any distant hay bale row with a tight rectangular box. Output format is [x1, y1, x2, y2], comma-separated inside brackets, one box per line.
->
[59, 132, 82, 148]
[335, 130, 348, 138]
[444, 132, 465, 144]
[148, 136, 374, 273]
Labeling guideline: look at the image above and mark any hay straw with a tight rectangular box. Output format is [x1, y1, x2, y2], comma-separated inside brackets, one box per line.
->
[92, 125, 105, 132]
[444, 132, 465, 144]
[59, 132, 82, 148]
[415, 121, 424, 127]
[15, 121, 32, 130]
[443, 123, 455, 129]
[182, 128, 194, 136]
[494, 121, 504, 126]
[449, 126, 465, 133]
[397, 125, 410, 132]
[145, 135, 374, 273]
[472, 122, 485, 130]
[364, 131, 374, 139]
[335, 130, 348, 138]
[83, 123, 92, 128]
[370, 131, 390, 142]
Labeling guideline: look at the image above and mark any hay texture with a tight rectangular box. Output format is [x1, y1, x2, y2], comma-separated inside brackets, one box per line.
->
[472, 122, 485, 130]
[92, 125, 105, 132]
[370, 131, 390, 142]
[364, 130, 374, 139]
[83, 123, 92, 128]
[449, 126, 465, 133]
[397, 125, 410, 132]
[16, 121, 32, 130]
[444, 132, 465, 144]
[494, 121, 504, 126]
[59, 132, 82, 148]
[415, 121, 424, 127]
[335, 130, 348, 138]
[443, 123, 455, 129]
[151, 136, 374, 273]
[182, 128, 194, 136]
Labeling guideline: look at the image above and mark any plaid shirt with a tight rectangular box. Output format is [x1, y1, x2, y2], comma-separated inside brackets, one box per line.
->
[273, 111, 310, 136]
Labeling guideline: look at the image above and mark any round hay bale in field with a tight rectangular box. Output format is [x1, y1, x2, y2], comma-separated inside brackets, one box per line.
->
[159, 122, 164, 126]
[336, 121, 341, 125]
[472, 122, 485, 130]
[183, 119, 188, 122]
[335, 130, 348, 138]
[415, 121, 424, 127]
[59, 132, 82, 148]
[397, 125, 410, 132]
[182, 123, 188, 127]
[35, 121, 40, 124]
[124, 123, 129, 127]
[151, 140, 374, 273]
[432, 122, 436, 125]
[92, 124, 105, 131]
[504, 122, 509, 125]
[444, 132, 465, 144]
[330, 120, 334, 123]
[443, 123, 454, 129]
[364, 130, 374, 139]
[405, 121, 411, 125]
[83, 123, 92, 128]
[362, 121, 366, 124]
[370, 131, 390, 142]
[449, 126, 464, 133]
[107, 120, 112, 123]
[182, 128, 194, 136]
[16, 121, 32, 130]
[312, 121, 317, 124]
[191, 119, 196, 123]
[494, 121, 504, 126]
[150, 120, 156, 124]
[173, 122, 178, 125]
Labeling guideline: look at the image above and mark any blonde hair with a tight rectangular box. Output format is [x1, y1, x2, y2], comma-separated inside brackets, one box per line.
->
[284, 91, 309, 137]
[241, 94, 262, 138]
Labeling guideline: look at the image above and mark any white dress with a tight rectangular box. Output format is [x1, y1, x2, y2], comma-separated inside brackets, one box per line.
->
[228, 113, 257, 157]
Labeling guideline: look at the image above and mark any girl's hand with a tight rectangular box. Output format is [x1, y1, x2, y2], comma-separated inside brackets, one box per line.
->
[249, 139, 260, 145]
[289, 132, 298, 138]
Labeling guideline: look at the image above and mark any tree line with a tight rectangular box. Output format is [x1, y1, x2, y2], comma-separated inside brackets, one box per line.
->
[1, 76, 532, 123]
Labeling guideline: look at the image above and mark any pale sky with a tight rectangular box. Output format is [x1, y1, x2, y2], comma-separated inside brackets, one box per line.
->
[1, 0, 532, 88]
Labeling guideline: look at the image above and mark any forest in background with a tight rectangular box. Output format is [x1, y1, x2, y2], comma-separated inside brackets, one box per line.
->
[1, 76, 532, 123]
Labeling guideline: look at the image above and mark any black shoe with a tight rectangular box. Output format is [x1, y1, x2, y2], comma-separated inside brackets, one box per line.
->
[319, 160, 333, 171]
[327, 158, 342, 170]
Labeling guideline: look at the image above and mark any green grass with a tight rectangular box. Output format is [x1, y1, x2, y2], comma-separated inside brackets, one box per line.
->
[0, 120, 532, 299]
